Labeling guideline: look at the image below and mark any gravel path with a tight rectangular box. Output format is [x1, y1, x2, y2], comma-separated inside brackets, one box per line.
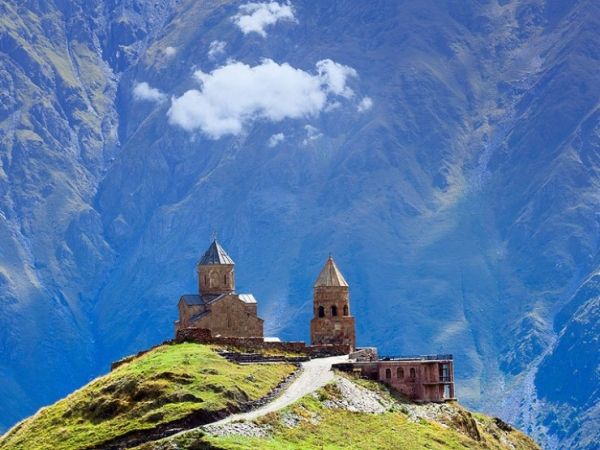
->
[209, 354, 348, 426]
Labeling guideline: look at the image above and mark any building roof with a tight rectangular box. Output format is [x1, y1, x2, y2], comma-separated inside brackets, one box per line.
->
[180, 293, 224, 306]
[238, 293, 257, 304]
[180, 294, 204, 305]
[199, 239, 235, 265]
[314, 255, 349, 287]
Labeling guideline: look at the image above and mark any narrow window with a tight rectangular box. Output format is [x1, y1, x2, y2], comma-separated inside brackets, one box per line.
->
[224, 274, 227, 284]
[204, 275, 208, 285]
[343, 305, 348, 316]
[409, 368, 416, 380]
[385, 368, 392, 379]
[397, 367, 404, 379]
[439, 364, 449, 381]
[331, 305, 338, 316]
[318, 306, 325, 318]
[443, 384, 451, 399]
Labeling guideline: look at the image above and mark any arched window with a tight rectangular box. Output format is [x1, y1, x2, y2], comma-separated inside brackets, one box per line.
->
[331, 305, 338, 316]
[343, 305, 348, 316]
[204, 275, 208, 285]
[318, 306, 325, 318]
[409, 368, 416, 380]
[397, 367, 404, 379]
[209, 270, 217, 287]
[385, 368, 392, 379]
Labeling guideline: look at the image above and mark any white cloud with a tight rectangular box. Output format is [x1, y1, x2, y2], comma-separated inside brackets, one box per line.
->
[316, 59, 357, 98]
[133, 82, 166, 103]
[164, 46, 177, 57]
[167, 58, 358, 139]
[357, 96, 373, 112]
[208, 40, 227, 60]
[267, 132, 285, 147]
[233, 1, 296, 37]
[303, 124, 322, 145]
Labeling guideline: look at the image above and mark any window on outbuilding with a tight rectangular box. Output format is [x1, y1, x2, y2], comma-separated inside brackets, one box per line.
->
[385, 368, 392, 379]
[331, 305, 338, 316]
[318, 306, 325, 318]
[397, 367, 404, 379]
[409, 368, 416, 379]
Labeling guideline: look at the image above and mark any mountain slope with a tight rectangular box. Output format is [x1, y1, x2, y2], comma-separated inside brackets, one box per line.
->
[533, 275, 600, 450]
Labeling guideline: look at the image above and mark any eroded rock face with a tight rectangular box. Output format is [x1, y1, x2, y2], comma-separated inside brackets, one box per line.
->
[534, 278, 600, 450]
[320, 377, 392, 414]
[0, 0, 176, 430]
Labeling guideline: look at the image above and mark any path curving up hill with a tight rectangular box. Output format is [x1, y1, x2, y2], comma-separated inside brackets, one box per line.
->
[211, 354, 350, 426]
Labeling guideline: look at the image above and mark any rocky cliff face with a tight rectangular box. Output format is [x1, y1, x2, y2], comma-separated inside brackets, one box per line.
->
[533, 276, 600, 449]
[0, 1, 599, 448]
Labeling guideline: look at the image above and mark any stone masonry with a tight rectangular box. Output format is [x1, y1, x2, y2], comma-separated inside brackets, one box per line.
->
[175, 239, 264, 338]
[310, 256, 356, 349]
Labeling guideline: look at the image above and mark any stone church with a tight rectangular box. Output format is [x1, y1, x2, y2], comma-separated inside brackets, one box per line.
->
[174, 241, 455, 403]
[310, 256, 356, 349]
[175, 239, 264, 338]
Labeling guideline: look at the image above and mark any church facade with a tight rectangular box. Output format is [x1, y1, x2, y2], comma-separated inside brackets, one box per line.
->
[175, 239, 264, 338]
[310, 256, 356, 349]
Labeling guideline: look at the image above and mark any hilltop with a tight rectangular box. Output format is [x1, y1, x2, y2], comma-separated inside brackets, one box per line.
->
[0, 343, 539, 450]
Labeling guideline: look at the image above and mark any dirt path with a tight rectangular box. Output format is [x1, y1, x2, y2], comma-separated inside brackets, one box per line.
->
[210, 354, 349, 426]
[114, 355, 349, 448]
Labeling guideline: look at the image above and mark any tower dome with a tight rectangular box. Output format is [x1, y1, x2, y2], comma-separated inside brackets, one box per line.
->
[197, 239, 235, 295]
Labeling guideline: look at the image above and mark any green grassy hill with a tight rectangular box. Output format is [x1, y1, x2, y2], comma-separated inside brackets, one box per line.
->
[0, 343, 539, 450]
[0, 344, 295, 450]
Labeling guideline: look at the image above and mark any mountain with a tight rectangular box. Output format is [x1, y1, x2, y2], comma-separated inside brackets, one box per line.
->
[0, 342, 540, 450]
[0, 0, 599, 448]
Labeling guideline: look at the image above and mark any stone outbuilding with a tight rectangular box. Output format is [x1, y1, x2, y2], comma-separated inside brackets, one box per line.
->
[310, 256, 356, 350]
[175, 239, 264, 338]
[335, 355, 456, 403]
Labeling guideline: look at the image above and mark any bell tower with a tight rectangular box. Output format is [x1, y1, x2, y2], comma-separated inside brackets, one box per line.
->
[197, 239, 235, 296]
[310, 255, 356, 350]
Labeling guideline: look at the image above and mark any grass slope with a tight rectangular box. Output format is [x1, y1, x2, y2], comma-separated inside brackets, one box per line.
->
[141, 376, 539, 450]
[0, 343, 295, 450]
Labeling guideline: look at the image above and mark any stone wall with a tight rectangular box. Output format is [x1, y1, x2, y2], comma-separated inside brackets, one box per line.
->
[190, 294, 264, 338]
[311, 285, 356, 348]
[175, 328, 308, 354]
[308, 344, 354, 357]
[350, 347, 378, 361]
[175, 327, 352, 357]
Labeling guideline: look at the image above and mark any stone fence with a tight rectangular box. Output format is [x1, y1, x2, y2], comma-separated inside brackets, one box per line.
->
[110, 328, 353, 371]
[175, 328, 308, 353]
[175, 327, 352, 357]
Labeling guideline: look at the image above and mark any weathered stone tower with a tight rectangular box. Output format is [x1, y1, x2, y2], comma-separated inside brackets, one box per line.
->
[310, 256, 356, 349]
[176, 239, 264, 338]
[197, 239, 235, 295]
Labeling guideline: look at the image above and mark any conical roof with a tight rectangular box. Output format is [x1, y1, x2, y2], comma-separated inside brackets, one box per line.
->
[199, 240, 235, 265]
[314, 256, 348, 287]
